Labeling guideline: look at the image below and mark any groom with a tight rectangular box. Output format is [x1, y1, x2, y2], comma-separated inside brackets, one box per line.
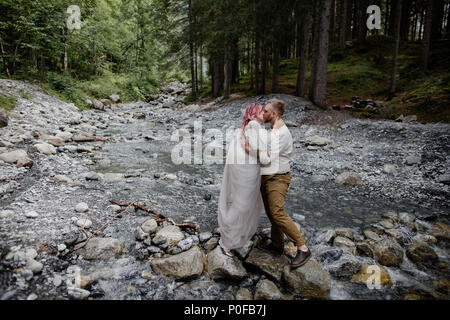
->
[246, 98, 311, 268]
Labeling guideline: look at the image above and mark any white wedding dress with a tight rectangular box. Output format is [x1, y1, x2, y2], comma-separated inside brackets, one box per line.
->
[218, 120, 270, 250]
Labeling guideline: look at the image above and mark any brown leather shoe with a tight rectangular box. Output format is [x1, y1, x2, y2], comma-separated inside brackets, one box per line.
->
[291, 248, 311, 268]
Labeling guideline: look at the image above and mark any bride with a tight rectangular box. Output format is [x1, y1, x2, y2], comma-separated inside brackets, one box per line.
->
[217, 103, 270, 256]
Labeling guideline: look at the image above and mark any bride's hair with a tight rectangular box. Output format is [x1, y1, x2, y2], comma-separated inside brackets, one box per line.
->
[241, 103, 263, 133]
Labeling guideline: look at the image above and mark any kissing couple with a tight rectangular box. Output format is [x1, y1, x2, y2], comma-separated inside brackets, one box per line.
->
[217, 98, 311, 268]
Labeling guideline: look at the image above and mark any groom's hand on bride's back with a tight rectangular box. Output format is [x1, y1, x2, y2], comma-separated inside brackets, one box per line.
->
[244, 141, 250, 154]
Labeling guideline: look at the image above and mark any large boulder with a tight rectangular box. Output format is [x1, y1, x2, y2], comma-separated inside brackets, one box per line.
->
[245, 247, 290, 282]
[77, 237, 124, 259]
[254, 279, 283, 300]
[205, 246, 248, 280]
[282, 259, 331, 299]
[153, 225, 184, 248]
[373, 239, 404, 267]
[406, 241, 438, 266]
[150, 246, 205, 280]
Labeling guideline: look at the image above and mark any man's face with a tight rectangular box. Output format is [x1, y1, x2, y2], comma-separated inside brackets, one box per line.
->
[263, 104, 273, 123]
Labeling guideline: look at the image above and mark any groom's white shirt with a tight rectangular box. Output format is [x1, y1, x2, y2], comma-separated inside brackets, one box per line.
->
[260, 124, 293, 175]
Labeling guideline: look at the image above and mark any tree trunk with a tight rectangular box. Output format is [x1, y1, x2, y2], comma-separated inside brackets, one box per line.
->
[199, 45, 203, 90]
[389, 0, 402, 95]
[309, 0, 321, 102]
[296, 5, 312, 97]
[260, 42, 267, 95]
[272, 41, 280, 93]
[312, 0, 332, 108]
[339, 0, 348, 48]
[0, 36, 10, 78]
[188, 0, 196, 96]
[224, 42, 232, 99]
[329, 0, 336, 44]
[421, 0, 433, 73]
[255, 37, 260, 92]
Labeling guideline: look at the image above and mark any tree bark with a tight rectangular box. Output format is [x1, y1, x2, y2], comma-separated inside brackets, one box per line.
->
[272, 40, 280, 93]
[421, 0, 433, 73]
[389, 0, 402, 95]
[0, 36, 10, 78]
[296, 5, 312, 97]
[309, 0, 321, 102]
[311, 0, 332, 108]
[339, 0, 348, 49]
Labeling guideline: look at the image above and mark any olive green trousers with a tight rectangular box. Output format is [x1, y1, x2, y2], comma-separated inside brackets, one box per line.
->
[260, 172, 306, 248]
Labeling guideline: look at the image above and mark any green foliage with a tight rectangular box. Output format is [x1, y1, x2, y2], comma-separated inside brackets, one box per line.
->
[0, 93, 17, 111]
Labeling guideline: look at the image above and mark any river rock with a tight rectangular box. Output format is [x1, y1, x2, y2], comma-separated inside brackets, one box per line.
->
[235, 287, 253, 300]
[75, 274, 94, 289]
[75, 202, 89, 213]
[109, 94, 120, 103]
[135, 226, 147, 241]
[325, 254, 363, 279]
[153, 225, 184, 248]
[0, 149, 30, 165]
[405, 155, 421, 165]
[384, 229, 404, 245]
[0, 210, 14, 218]
[351, 264, 392, 287]
[150, 246, 205, 280]
[25, 210, 39, 218]
[233, 240, 254, 260]
[254, 279, 282, 300]
[92, 100, 105, 110]
[406, 241, 438, 266]
[34, 142, 56, 155]
[68, 287, 90, 300]
[373, 239, 404, 267]
[199, 232, 213, 243]
[314, 229, 336, 244]
[54, 174, 73, 184]
[204, 237, 218, 251]
[177, 237, 194, 251]
[305, 135, 332, 146]
[335, 228, 354, 240]
[379, 219, 395, 229]
[316, 246, 343, 264]
[356, 240, 375, 258]
[245, 247, 290, 282]
[383, 164, 397, 174]
[282, 259, 331, 299]
[77, 237, 124, 259]
[45, 135, 65, 147]
[205, 246, 248, 280]
[141, 219, 158, 234]
[363, 229, 382, 241]
[76, 218, 92, 228]
[333, 236, 356, 255]
[26, 259, 43, 274]
[335, 172, 362, 185]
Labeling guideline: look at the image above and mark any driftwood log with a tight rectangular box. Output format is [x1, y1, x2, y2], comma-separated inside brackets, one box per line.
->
[71, 136, 108, 142]
[109, 200, 199, 233]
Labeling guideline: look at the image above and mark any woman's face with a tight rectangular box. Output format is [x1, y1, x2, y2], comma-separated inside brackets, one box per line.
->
[256, 109, 264, 122]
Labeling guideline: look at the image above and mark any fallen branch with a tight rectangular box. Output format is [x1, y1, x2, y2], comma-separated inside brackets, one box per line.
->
[70, 203, 134, 254]
[109, 200, 199, 233]
[71, 137, 108, 142]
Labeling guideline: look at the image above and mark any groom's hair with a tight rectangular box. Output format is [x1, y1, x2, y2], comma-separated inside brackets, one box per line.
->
[267, 99, 286, 117]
